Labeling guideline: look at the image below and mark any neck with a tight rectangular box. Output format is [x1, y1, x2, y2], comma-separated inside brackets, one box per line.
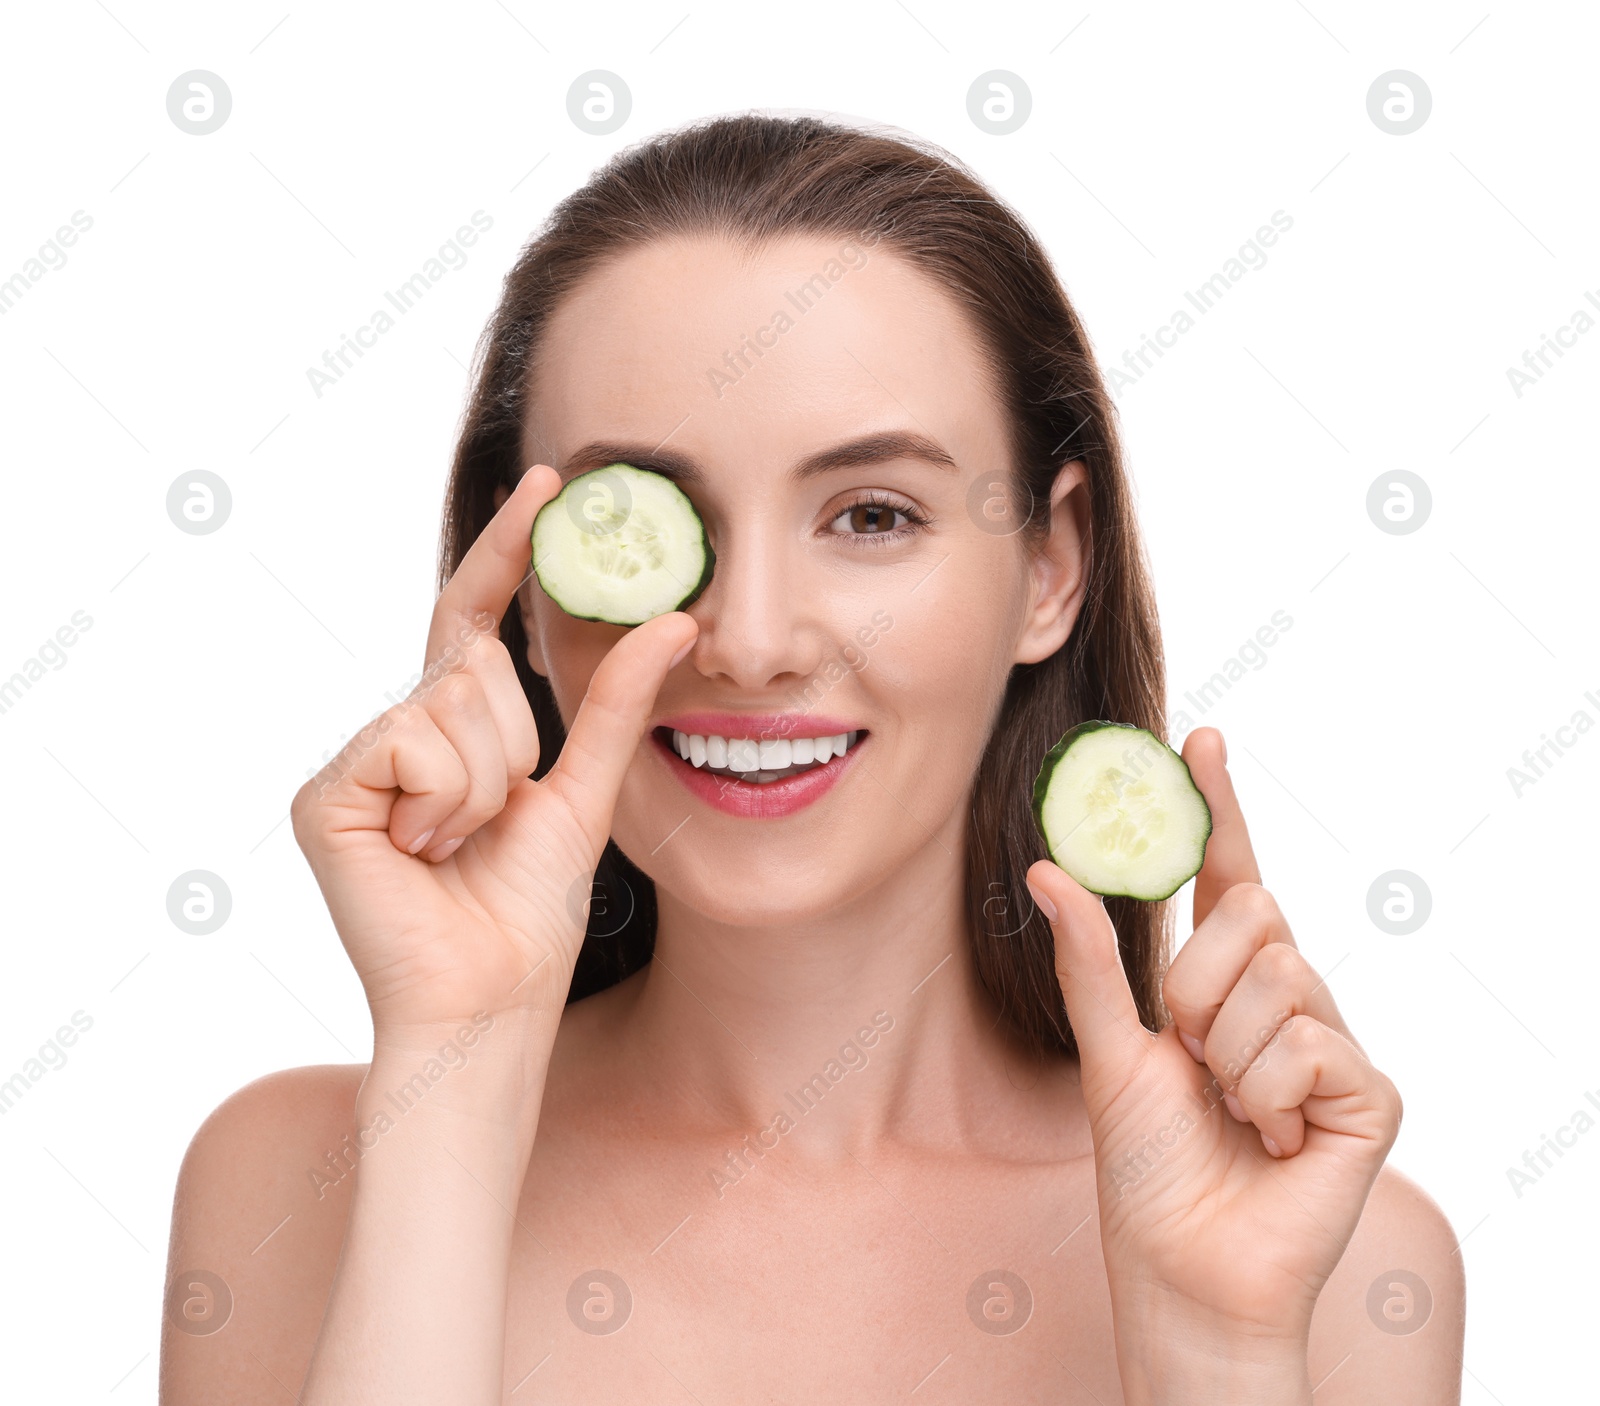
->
[602, 813, 1072, 1163]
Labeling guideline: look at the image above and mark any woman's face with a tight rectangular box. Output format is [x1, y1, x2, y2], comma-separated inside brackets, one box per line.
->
[516, 233, 1087, 924]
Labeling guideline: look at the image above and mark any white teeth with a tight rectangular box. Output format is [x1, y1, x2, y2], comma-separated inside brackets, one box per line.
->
[665, 727, 863, 776]
[758, 738, 791, 769]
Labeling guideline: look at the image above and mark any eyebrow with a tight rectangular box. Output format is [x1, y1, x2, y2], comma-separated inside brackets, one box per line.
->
[556, 429, 960, 487]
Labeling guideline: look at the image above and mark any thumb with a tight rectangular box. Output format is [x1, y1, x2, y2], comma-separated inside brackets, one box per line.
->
[1026, 859, 1152, 1094]
[538, 611, 699, 857]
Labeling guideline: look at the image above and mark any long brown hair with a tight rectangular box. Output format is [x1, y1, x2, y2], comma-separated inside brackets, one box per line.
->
[439, 112, 1171, 1059]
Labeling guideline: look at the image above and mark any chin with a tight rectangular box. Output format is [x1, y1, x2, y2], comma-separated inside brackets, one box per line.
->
[629, 843, 865, 929]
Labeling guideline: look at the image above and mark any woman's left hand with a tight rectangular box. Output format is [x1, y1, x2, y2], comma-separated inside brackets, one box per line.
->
[1026, 726, 1403, 1404]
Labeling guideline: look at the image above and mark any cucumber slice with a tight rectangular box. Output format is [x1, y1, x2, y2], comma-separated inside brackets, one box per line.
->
[531, 463, 714, 626]
[1032, 721, 1212, 901]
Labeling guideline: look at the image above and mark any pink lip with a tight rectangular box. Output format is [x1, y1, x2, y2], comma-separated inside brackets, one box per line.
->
[655, 712, 863, 742]
[650, 726, 868, 819]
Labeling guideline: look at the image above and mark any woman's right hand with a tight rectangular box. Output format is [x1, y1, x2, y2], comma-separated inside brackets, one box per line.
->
[290, 464, 698, 1043]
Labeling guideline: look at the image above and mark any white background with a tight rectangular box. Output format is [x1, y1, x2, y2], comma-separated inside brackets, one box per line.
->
[2, 1, 1593, 1399]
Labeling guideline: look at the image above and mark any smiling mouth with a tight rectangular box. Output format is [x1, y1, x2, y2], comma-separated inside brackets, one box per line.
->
[653, 726, 867, 784]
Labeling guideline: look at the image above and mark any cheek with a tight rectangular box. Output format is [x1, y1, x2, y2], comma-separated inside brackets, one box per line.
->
[855, 560, 1024, 768]
[879, 546, 1027, 762]
[539, 611, 625, 730]
[875, 539, 1025, 683]
[869, 623, 1012, 762]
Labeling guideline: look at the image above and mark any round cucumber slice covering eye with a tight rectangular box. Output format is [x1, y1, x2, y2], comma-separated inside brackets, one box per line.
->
[1032, 720, 1212, 901]
[531, 463, 714, 626]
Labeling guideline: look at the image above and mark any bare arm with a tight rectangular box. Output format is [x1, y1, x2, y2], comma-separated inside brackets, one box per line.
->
[159, 1026, 558, 1406]
[161, 463, 698, 1404]
[301, 1013, 557, 1404]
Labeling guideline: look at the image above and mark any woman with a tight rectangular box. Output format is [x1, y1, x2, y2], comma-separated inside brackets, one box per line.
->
[162, 113, 1464, 1402]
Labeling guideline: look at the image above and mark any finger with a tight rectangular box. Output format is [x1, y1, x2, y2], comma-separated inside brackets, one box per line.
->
[1202, 938, 1353, 1092]
[425, 464, 560, 669]
[1182, 727, 1261, 929]
[452, 629, 541, 787]
[1025, 859, 1152, 1098]
[1235, 1016, 1401, 1160]
[538, 610, 699, 856]
[407, 670, 510, 859]
[303, 703, 470, 857]
[1165, 881, 1295, 1048]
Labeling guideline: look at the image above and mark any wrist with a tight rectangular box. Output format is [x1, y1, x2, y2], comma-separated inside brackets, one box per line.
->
[362, 1005, 559, 1135]
[1111, 1288, 1312, 1406]
[370, 1001, 559, 1063]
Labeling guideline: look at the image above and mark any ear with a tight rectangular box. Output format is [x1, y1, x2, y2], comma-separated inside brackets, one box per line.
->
[1013, 460, 1091, 666]
[493, 482, 547, 677]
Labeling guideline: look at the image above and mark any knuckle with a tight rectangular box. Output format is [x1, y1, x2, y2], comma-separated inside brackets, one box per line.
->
[1227, 881, 1280, 926]
[1253, 1014, 1300, 1070]
[1236, 1057, 1268, 1097]
[475, 633, 514, 671]
[426, 670, 480, 718]
[1158, 964, 1186, 1010]
[1275, 1012, 1311, 1047]
[1377, 1070, 1404, 1126]
[389, 698, 434, 742]
[341, 707, 400, 760]
[289, 779, 318, 839]
[409, 735, 470, 807]
[1251, 939, 1305, 993]
[1160, 973, 1202, 1029]
[440, 757, 474, 807]
[1216, 1049, 1254, 1088]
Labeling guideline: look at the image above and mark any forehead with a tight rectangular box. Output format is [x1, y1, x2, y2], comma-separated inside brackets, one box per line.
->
[522, 233, 1003, 477]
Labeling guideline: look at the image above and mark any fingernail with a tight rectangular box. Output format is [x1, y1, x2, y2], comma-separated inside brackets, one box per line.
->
[425, 835, 465, 862]
[1026, 877, 1058, 923]
[1218, 730, 1228, 766]
[1178, 1029, 1206, 1063]
[1223, 1090, 1246, 1122]
[1260, 1133, 1282, 1158]
[407, 825, 437, 855]
[669, 637, 695, 668]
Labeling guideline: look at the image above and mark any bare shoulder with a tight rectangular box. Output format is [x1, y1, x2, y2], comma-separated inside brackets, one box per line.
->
[161, 1063, 368, 1404]
[1308, 1161, 1466, 1402]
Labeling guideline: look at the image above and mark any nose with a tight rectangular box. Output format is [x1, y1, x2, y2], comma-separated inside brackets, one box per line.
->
[681, 517, 823, 692]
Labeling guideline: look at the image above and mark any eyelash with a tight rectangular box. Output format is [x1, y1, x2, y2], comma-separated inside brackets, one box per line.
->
[828, 491, 931, 547]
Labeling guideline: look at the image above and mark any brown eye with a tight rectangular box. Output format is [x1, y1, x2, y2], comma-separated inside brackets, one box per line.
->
[847, 502, 902, 534]
[826, 493, 929, 547]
